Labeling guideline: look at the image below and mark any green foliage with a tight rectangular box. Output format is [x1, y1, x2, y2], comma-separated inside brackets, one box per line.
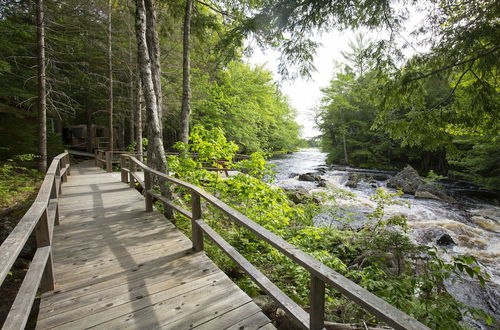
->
[0, 154, 42, 207]
[166, 126, 494, 328]
[423, 170, 447, 184]
[192, 62, 303, 154]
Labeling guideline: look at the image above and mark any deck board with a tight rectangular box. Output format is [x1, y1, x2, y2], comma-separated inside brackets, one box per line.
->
[37, 160, 274, 329]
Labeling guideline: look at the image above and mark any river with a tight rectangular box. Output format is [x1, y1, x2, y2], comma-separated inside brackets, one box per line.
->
[270, 148, 500, 328]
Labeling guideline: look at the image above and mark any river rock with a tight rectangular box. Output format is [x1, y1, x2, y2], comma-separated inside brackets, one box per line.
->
[372, 174, 389, 181]
[437, 233, 456, 246]
[415, 182, 455, 203]
[298, 172, 320, 182]
[346, 173, 360, 188]
[387, 165, 423, 194]
[445, 277, 500, 330]
[286, 188, 321, 205]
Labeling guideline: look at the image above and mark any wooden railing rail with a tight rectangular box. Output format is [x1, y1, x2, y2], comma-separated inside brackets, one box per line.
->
[95, 149, 142, 173]
[120, 155, 429, 330]
[0, 151, 70, 329]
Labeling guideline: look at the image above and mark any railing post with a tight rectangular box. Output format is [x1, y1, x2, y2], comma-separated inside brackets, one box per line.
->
[36, 207, 55, 292]
[50, 177, 60, 226]
[191, 192, 204, 252]
[94, 149, 98, 166]
[144, 170, 153, 212]
[309, 274, 325, 330]
[61, 156, 68, 182]
[120, 155, 128, 183]
[105, 151, 112, 172]
[65, 152, 71, 176]
[129, 160, 136, 188]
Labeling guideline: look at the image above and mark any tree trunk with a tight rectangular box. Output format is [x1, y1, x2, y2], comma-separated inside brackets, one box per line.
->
[86, 104, 93, 153]
[136, 0, 174, 219]
[37, 0, 47, 172]
[135, 76, 143, 161]
[342, 134, 348, 164]
[180, 0, 193, 143]
[144, 0, 163, 128]
[107, 0, 114, 153]
[127, 6, 135, 146]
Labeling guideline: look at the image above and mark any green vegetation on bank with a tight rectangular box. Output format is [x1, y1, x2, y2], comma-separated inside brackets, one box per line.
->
[316, 36, 499, 188]
[161, 127, 494, 328]
[0, 0, 303, 159]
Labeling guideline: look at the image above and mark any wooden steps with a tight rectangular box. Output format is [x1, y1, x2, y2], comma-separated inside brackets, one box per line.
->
[36, 160, 274, 330]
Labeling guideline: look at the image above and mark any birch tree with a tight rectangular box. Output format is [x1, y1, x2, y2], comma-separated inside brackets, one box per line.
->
[179, 0, 193, 143]
[136, 0, 174, 218]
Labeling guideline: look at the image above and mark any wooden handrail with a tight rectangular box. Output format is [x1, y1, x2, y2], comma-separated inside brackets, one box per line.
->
[0, 151, 70, 329]
[121, 154, 429, 330]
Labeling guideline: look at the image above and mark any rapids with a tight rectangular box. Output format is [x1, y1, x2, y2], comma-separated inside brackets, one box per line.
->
[270, 148, 500, 328]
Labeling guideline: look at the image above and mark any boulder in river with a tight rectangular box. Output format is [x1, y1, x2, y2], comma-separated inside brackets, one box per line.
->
[415, 182, 455, 203]
[298, 172, 320, 182]
[387, 165, 423, 194]
[437, 233, 456, 246]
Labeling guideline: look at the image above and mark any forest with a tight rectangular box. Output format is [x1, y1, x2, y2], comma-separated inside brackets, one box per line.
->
[0, 0, 499, 329]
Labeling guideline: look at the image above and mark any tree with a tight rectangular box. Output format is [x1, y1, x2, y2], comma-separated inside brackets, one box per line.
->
[107, 0, 114, 153]
[179, 0, 193, 143]
[36, 0, 47, 172]
[136, 0, 173, 218]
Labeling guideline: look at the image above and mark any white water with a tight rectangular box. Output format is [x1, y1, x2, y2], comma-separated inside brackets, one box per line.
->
[270, 149, 500, 326]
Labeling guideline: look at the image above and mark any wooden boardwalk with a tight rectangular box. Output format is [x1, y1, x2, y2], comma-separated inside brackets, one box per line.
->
[36, 161, 274, 330]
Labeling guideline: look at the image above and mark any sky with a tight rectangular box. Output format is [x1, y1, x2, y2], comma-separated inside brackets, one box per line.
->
[245, 29, 358, 139]
[244, 9, 426, 139]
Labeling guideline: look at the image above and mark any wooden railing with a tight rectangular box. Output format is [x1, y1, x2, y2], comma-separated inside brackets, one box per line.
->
[0, 152, 70, 330]
[95, 149, 142, 173]
[120, 155, 429, 330]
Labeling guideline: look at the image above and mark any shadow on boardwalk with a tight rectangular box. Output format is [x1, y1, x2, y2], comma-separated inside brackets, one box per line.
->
[36, 160, 273, 330]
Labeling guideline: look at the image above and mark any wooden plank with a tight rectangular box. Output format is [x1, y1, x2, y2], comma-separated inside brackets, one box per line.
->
[89, 275, 250, 330]
[157, 289, 257, 330]
[39, 255, 216, 317]
[192, 301, 266, 330]
[40, 250, 202, 309]
[53, 239, 192, 286]
[3, 246, 51, 330]
[50, 272, 232, 329]
[224, 310, 272, 330]
[195, 219, 309, 329]
[53, 239, 193, 279]
[37, 269, 222, 329]
[52, 230, 182, 258]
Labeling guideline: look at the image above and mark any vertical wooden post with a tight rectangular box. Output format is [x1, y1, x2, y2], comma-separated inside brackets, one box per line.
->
[36, 208, 55, 292]
[105, 151, 112, 172]
[129, 160, 136, 188]
[61, 156, 68, 182]
[95, 149, 99, 166]
[65, 152, 71, 176]
[309, 274, 325, 330]
[191, 192, 203, 252]
[120, 155, 128, 183]
[144, 170, 153, 212]
[50, 176, 59, 226]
